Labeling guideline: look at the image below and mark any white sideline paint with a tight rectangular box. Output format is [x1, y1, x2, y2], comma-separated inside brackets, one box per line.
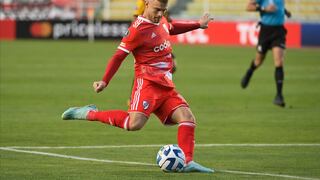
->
[0, 147, 155, 166]
[2, 143, 320, 149]
[1, 146, 319, 180]
[217, 170, 319, 180]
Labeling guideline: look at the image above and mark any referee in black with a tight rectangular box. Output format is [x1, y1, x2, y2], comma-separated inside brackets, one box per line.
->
[241, 0, 291, 107]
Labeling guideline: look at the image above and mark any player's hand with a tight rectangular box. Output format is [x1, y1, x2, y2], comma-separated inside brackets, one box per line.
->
[93, 81, 107, 93]
[199, 13, 214, 29]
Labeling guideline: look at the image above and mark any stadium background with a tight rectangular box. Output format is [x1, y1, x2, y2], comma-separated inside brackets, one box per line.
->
[1, 0, 320, 179]
[1, 0, 320, 46]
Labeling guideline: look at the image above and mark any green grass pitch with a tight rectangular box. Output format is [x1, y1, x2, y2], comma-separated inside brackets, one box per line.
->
[1, 40, 320, 179]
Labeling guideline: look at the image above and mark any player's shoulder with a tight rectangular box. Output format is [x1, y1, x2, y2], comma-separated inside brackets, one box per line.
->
[131, 16, 145, 29]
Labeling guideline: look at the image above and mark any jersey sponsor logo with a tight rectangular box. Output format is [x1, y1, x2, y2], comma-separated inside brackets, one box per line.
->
[153, 40, 171, 52]
[120, 42, 126, 47]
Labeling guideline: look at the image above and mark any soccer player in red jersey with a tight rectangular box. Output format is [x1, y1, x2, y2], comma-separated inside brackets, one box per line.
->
[62, 0, 214, 173]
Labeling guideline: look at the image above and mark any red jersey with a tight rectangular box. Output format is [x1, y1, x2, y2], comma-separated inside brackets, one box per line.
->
[101, 16, 200, 87]
[118, 16, 175, 88]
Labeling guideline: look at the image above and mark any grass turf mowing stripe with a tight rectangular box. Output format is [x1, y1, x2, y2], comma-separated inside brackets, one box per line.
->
[2, 143, 320, 149]
[0, 147, 155, 166]
[1, 147, 319, 180]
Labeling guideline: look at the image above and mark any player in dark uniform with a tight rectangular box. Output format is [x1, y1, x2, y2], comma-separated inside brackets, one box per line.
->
[241, 0, 291, 107]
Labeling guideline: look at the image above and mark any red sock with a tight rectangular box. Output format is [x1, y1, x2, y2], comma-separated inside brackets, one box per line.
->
[87, 110, 130, 130]
[177, 121, 195, 164]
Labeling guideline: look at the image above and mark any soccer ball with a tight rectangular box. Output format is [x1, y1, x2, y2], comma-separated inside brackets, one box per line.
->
[156, 144, 185, 172]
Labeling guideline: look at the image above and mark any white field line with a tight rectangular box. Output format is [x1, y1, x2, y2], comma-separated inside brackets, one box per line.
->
[2, 143, 320, 149]
[216, 169, 319, 180]
[0, 147, 319, 180]
[0, 147, 155, 166]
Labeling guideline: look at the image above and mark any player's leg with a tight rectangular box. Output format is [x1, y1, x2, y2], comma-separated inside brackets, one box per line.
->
[171, 107, 214, 173]
[272, 46, 286, 107]
[88, 111, 148, 130]
[241, 51, 266, 88]
[62, 78, 151, 130]
[62, 105, 148, 130]
[155, 91, 213, 173]
[241, 25, 270, 89]
[171, 107, 196, 164]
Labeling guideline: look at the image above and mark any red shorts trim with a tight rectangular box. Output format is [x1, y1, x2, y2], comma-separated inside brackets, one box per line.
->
[128, 78, 189, 125]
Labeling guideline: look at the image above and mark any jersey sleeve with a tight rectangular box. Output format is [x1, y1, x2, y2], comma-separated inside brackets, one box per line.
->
[102, 49, 128, 84]
[118, 26, 142, 53]
[169, 20, 200, 35]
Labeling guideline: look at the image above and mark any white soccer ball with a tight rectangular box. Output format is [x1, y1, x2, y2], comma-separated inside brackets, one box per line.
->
[156, 144, 185, 172]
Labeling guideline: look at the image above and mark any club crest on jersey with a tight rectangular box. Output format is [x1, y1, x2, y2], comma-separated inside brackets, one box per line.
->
[142, 100, 149, 110]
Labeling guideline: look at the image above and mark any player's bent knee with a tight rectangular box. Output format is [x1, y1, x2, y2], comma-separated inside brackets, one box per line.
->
[128, 123, 144, 131]
[171, 107, 196, 124]
[182, 113, 195, 122]
[127, 113, 148, 131]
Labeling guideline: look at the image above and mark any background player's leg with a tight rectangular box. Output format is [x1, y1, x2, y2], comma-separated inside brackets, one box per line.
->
[272, 47, 285, 107]
[241, 52, 266, 88]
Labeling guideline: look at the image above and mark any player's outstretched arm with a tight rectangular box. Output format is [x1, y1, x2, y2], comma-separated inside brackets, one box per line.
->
[169, 13, 213, 35]
[94, 49, 128, 93]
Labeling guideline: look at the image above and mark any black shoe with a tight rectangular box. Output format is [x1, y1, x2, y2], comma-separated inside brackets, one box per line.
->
[241, 73, 251, 89]
[273, 95, 285, 107]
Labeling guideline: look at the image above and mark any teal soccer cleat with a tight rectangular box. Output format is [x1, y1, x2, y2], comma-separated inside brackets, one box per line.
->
[61, 104, 97, 120]
[181, 161, 214, 173]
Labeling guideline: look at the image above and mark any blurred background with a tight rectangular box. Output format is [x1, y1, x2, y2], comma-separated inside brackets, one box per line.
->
[1, 0, 319, 46]
[0, 0, 319, 21]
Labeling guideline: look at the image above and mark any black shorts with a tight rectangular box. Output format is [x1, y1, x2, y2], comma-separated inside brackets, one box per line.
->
[257, 24, 287, 54]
